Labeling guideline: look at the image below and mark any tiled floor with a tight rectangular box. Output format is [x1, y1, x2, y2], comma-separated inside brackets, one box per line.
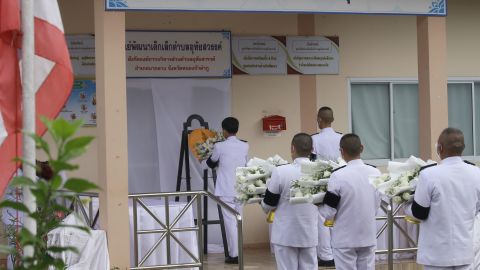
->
[204, 249, 423, 270]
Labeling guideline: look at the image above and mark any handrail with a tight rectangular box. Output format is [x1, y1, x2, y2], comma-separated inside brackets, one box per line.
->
[128, 190, 244, 270]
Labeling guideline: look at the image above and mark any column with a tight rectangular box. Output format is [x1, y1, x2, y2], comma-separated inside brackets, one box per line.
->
[298, 14, 318, 134]
[417, 16, 448, 160]
[94, 0, 130, 267]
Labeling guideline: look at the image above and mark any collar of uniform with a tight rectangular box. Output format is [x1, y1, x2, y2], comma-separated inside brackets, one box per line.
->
[320, 127, 334, 133]
[293, 157, 310, 165]
[440, 156, 463, 165]
[226, 135, 237, 141]
[347, 159, 364, 166]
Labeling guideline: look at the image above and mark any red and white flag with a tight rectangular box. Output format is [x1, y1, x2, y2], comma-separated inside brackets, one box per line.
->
[0, 0, 73, 195]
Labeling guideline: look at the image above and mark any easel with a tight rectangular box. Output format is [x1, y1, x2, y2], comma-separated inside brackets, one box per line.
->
[175, 114, 229, 256]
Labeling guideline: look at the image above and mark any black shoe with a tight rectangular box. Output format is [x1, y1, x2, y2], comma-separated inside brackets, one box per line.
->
[225, 256, 239, 264]
[318, 259, 335, 267]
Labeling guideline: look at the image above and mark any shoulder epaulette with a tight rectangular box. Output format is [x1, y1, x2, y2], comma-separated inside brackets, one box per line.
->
[366, 163, 376, 168]
[240, 139, 248, 143]
[336, 131, 343, 135]
[332, 165, 346, 173]
[419, 163, 437, 173]
[464, 160, 476, 166]
[311, 132, 319, 136]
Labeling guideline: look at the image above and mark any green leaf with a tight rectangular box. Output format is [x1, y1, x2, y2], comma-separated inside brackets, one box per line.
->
[50, 175, 63, 191]
[51, 118, 83, 141]
[9, 176, 35, 187]
[64, 178, 99, 193]
[28, 133, 50, 156]
[30, 188, 47, 205]
[0, 201, 30, 213]
[65, 136, 94, 154]
[49, 160, 79, 172]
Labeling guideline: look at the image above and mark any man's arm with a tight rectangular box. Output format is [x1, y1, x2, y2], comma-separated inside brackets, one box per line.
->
[206, 144, 220, 169]
[261, 168, 282, 214]
[321, 174, 340, 219]
[408, 173, 432, 220]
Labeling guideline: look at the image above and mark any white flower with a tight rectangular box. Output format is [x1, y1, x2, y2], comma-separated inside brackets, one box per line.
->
[294, 191, 303, 198]
[255, 180, 265, 187]
[393, 196, 403, 204]
[402, 193, 412, 202]
[323, 171, 331, 178]
[247, 184, 256, 194]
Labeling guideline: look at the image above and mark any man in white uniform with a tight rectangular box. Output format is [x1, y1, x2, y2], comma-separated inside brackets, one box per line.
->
[405, 128, 480, 270]
[261, 133, 318, 270]
[206, 117, 249, 264]
[321, 133, 381, 270]
[311, 106, 342, 267]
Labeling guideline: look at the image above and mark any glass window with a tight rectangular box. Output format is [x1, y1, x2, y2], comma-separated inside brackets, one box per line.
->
[448, 83, 474, 156]
[393, 84, 419, 158]
[475, 83, 480, 156]
[351, 83, 390, 159]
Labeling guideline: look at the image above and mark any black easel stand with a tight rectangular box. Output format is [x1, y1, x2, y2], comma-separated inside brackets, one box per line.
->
[175, 114, 229, 256]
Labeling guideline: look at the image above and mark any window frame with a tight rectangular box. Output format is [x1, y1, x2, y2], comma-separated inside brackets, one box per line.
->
[348, 77, 480, 165]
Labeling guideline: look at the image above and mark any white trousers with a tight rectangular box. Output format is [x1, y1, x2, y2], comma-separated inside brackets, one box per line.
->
[473, 214, 480, 270]
[423, 265, 473, 270]
[219, 196, 243, 258]
[333, 246, 375, 270]
[317, 214, 334, 260]
[274, 244, 317, 270]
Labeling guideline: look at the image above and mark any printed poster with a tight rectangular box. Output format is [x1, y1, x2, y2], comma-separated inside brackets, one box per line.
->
[59, 79, 97, 126]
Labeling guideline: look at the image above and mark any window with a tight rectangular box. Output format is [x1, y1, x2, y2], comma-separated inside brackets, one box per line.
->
[448, 81, 480, 157]
[350, 79, 480, 161]
[350, 82, 419, 160]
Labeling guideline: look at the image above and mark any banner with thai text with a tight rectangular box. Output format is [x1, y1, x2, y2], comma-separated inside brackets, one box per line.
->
[126, 31, 232, 78]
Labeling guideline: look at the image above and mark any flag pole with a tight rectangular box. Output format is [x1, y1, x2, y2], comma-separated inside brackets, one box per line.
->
[21, 0, 37, 258]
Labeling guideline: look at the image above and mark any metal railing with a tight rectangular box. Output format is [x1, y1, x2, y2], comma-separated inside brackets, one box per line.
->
[60, 191, 99, 229]
[376, 199, 418, 269]
[128, 191, 243, 270]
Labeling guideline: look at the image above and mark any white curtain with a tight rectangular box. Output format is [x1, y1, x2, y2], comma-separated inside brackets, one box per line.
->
[393, 84, 419, 159]
[351, 83, 391, 160]
[127, 78, 231, 247]
[448, 83, 474, 156]
[127, 80, 161, 194]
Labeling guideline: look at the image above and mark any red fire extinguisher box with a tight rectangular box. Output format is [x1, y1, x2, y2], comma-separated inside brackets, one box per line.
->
[262, 115, 287, 132]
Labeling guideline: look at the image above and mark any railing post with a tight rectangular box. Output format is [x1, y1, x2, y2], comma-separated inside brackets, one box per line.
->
[237, 217, 244, 270]
[197, 195, 204, 270]
[165, 197, 171, 265]
[132, 197, 139, 267]
[387, 199, 394, 270]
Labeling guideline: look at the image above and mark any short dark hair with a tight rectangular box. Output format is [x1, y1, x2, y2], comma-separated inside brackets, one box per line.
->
[439, 128, 465, 156]
[317, 107, 334, 124]
[222, 117, 239, 134]
[340, 133, 363, 157]
[292, 133, 313, 157]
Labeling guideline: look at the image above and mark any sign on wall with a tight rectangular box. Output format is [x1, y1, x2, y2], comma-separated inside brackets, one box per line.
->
[66, 35, 96, 78]
[59, 79, 97, 126]
[232, 36, 339, 75]
[106, 0, 446, 16]
[286, 36, 339, 75]
[125, 31, 232, 78]
[232, 36, 287, 75]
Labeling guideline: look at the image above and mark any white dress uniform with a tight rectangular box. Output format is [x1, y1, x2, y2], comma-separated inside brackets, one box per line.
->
[405, 157, 480, 270]
[321, 159, 381, 270]
[311, 127, 342, 261]
[262, 158, 319, 270]
[208, 135, 249, 258]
